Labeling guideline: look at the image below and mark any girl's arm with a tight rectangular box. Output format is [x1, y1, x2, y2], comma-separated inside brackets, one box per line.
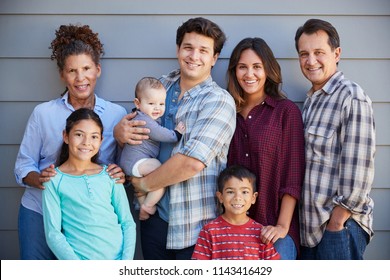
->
[42, 180, 80, 260]
[111, 182, 136, 260]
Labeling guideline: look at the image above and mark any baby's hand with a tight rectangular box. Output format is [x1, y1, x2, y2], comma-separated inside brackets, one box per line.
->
[175, 121, 185, 134]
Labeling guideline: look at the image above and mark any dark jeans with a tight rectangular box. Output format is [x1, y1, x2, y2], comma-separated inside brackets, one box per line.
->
[300, 218, 369, 260]
[140, 211, 194, 260]
[18, 205, 56, 260]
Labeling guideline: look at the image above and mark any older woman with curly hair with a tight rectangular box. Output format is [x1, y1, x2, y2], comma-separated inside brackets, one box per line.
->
[14, 24, 129, 259]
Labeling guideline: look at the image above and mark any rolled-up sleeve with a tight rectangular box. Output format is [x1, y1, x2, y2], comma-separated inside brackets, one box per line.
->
[335, 98, 375, 214]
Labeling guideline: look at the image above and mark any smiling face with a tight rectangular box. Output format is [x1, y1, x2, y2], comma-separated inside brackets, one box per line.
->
[176, 32, 218, 88]
[236, 49, 267, 99]
[135, 87, 167, 120]
[217, 177, 258, 225]
[297, 30, 341, 91]
[60, 54, 101, 107]
[63, 119, 102, 163]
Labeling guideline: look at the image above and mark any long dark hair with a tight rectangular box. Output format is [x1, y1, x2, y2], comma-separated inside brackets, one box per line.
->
[57, 108, 103, 166]
[227, 37, 285, 113]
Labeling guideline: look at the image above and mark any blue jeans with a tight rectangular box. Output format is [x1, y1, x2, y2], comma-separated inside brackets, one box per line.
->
[18, 205, 56, 260]
[273, 234, 297, 260]
[140, 211, 194, 260]
[300, 218, 369, 260]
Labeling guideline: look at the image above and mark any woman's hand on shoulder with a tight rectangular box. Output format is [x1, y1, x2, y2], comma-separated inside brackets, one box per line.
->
[107, 163, 126, 184]
[23, 164, 57, 190]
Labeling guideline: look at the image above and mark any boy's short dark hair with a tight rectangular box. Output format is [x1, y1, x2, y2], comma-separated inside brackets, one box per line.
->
[217, 165, 257, 193]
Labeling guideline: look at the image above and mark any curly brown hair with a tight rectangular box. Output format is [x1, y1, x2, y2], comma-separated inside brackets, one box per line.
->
[49, 24, 104, 71]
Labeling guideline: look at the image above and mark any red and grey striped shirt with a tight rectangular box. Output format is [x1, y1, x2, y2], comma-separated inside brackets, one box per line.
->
[192, 216, 280, 260]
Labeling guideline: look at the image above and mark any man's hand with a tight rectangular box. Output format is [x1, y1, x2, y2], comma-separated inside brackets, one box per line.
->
[114, 112, 150, 146]
[327, 205, 351, 231]
[130, 176, 148, 196]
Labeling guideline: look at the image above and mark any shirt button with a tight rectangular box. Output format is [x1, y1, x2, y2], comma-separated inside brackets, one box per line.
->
[245, 153, 249, 157]
[248, 115, 252, 119]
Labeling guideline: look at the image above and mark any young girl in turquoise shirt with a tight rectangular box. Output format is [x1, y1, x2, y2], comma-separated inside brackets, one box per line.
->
[43, 108, 136, 260]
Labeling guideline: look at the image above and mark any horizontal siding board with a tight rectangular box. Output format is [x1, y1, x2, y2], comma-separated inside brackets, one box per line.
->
[0, 188, 23, 229]
[371, 189, 390, 231]
[1, 15, 389, 59]
[373, 104, 390, 146]
[0, 146, 22, 187]
[1, 0, 389, 15]
[0, 231, 20, 260]
[373, 146, 390, 189]
[1, 59, 389, 103]
[364, 231, 390, 260]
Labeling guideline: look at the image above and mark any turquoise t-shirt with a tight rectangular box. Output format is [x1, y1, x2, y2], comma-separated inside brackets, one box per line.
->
[42, 166, 136, 260]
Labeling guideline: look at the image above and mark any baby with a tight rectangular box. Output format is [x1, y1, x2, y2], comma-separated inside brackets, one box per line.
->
[120, 77, 185, 220]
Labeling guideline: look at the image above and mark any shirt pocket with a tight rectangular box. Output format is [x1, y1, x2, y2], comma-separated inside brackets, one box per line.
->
[306, 126, 335, 165]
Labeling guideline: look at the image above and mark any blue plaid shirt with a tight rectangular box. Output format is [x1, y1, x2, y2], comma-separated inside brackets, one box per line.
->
[300, 71, 376, 247]
[160, 69, 236, 249]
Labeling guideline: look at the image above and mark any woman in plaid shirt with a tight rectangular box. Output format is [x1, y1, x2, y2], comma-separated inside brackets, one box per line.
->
[226, 37, 305, 260]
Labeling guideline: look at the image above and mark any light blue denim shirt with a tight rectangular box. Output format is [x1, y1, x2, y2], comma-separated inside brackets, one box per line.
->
[14, 92, 127, 215]
[155, 79, 182, 222]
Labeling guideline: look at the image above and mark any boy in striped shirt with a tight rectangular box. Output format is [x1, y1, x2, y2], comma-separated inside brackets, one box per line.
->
[192, 165, 280, 260]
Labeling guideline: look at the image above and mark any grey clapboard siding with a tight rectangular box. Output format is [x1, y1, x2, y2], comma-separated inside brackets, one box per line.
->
[0, 0, 389, 260]
[1, 15, 389, 59]
[0, 0, 389, 15]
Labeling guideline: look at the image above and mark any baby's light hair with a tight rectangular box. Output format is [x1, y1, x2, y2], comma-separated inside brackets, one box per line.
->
[135, 77, 164, 99]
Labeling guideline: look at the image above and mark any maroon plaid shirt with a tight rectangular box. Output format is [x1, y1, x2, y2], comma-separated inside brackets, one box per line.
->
[227, 96, 305, 252]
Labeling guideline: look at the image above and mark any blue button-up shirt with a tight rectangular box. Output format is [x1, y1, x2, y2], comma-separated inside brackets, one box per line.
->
[14, 93, 127, 214]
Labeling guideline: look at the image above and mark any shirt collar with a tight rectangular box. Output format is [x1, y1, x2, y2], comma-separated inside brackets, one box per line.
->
[186, 75, 213, 99]
[163, 69, 214, 99]
[322, 71, 344, 95]
[263, 95, 277, 108]
[307, 71, 344, 97]
[61, 92, 105, 113]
